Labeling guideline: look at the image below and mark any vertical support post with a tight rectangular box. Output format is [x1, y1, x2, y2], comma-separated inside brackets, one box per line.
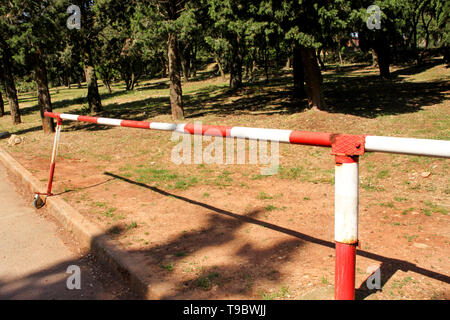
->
[334, 155, 359, 300]
[46, 116, 62, 195]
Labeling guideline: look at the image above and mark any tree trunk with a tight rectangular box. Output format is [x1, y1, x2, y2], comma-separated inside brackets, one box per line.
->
[373, 44, 390, 79]
[421, 11, 432, 49]
[292, 43, 306, 99]
[84, 64, 102, 112]
[286, 56, 291, 69]
[103, 79, 112, 94]
[181, 44, 191, 82]
[301, 47, 326, 110]
[191, 44, 197, 77]
[34, 48, 55, 134]
[229, 35, 243, 91]
[214, 54, 225, 79]
[1, 38, 21, 124]
[317, 48, 325, 69]
[371, 48, 379, 67]
[0, 90, 4, 117]
[168, 32, 184, 120]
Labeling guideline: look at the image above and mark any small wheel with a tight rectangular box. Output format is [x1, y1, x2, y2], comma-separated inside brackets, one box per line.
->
[33, 194, 45, 209]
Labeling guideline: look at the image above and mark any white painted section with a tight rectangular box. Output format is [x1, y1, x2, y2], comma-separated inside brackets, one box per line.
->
[60, 114, 79, 121]
[335, 162, 358, 243]
[50, 124, 62, 164]
[365, 136, 450, 158]
[150, 122, 186, 133]
[230, 127, 292, 142]
[97, 118, 123, 126]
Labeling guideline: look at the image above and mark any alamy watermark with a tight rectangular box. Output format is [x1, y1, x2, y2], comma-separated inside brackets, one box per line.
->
[170, 122, 279, 175]
[66, 265, 81, 290]
[366, 5, 381, 30]
[67, 4, 81, 30]
[366, 265, 381, 290]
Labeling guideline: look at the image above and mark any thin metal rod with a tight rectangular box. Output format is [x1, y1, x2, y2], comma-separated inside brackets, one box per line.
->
[46, 118, 62, 195]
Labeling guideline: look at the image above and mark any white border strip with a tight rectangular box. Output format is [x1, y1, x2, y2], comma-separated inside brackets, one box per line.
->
[230, 127, 292, 142]
[60, 114, 79, 121]
[97, 118, 123, 126]
[365, 136, 450, 158]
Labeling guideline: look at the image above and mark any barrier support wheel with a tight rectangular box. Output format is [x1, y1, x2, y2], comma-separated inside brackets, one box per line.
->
[33, 194, 45, 209]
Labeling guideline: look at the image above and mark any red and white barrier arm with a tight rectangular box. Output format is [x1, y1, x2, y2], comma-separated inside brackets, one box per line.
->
[45, 112, 450, 158]
[42, 111, 449, 301]
[44, 112, 335, 148]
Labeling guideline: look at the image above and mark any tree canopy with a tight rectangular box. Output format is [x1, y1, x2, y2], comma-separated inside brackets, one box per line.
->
[0, 0, 447, 127]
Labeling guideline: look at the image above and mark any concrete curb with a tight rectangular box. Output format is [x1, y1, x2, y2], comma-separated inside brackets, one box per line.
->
[0, 147, 151, 299]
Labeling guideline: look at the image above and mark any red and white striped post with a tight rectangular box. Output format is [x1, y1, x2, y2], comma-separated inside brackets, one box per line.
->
[334, 155, 359, 300]
[33, 115, 62, 208]
[46, 116, 63, 195]
[331, 135, 365, 300]
[38, 111, 450, 299]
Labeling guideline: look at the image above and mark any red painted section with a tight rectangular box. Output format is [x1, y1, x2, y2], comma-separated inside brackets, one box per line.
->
[77, 115, 99, 124]
[121, 120, 151, 129]
[46, 161, 56, 195]
[331, 134, 365, 157]
[335, 242, 357, 300]
[289, 131, 332, 146]
[184, 123, 232, 137]
[44, 111, 59, 119]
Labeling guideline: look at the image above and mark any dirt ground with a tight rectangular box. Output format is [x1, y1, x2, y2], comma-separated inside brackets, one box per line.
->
[9, 132, 449, 299]
[1, 62, 449, 300]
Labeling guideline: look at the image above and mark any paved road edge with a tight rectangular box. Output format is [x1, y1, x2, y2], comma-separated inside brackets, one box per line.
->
[0, 147, 151, 299]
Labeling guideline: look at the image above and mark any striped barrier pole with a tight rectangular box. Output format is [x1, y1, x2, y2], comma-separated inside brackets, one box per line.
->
[334, 155, 359, 300]
[33, 116, 62, 208]
[38, 111, 450, 299]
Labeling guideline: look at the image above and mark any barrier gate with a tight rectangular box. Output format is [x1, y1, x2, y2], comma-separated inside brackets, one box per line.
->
[33, 111, 450, 300]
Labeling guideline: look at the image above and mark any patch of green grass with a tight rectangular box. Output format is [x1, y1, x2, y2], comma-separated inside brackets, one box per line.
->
[214, 170, 233, 187]
[160, 263, 174, 271]
[126, 221, 138, 230]
[260, 286, 290, 300]
[257, 192, 273, 200]
[421, 208, 432, 216]
[424, 201, 448, 215]
[124, 165, 199, 191]
[376, 170, 390, 179]
[196, 272, 220, 290]
[379, 202, 395, 208]
[103, 207, 116, 218]
[402, 207, 415, 215]
[94, 201, 107, 208]
[361, 178, 384, 192]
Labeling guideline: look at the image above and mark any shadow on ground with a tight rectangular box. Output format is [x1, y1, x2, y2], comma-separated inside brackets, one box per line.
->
[6, 59, 446, 135]
[1, 170, 448, 299]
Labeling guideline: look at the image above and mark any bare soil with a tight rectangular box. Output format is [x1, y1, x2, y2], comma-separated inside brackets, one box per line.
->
[1, 62, 449, 300]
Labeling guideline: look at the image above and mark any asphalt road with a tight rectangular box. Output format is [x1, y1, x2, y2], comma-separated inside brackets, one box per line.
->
[0, 164, 136, 300]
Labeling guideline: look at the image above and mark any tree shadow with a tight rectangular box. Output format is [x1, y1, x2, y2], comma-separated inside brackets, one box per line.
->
[390, 58, 443, 77]
[9, 60, 446, 135]
[324, 76, 448, 118]
[2, 168, 448, 299]
[0, 247, 138, 300]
